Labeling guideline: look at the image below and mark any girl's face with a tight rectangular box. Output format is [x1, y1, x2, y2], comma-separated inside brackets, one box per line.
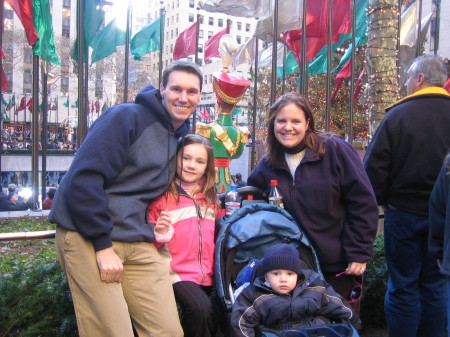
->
[177, 143, 208, 184]
[274, 103, 309, 149]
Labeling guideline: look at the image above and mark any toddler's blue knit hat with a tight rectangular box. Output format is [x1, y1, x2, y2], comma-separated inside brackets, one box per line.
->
[262, 243, 302, 275]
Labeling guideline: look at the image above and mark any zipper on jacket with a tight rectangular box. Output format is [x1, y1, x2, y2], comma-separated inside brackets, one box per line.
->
[194, 199, 206, 285]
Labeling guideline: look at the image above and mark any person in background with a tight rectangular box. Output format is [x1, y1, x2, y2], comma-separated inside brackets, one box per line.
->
[49, 60, 203, 337]
[234, 173, 246, 188]
[429, 152, 450, 337]
[0, 191, 33, 211]
[148, 134, 222, 337]
[231, 244, 354, 336]
[364, 54, 450, 337]
[42, 188, 56, 210]
[247, 92, 378, 323]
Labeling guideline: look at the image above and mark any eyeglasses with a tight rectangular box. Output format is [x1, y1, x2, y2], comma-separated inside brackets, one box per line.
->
[335, 271, 363, 304]
[348, 275, 363, 304]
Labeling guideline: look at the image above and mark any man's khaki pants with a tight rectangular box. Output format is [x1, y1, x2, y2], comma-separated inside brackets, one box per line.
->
[56, 227, 183, 337]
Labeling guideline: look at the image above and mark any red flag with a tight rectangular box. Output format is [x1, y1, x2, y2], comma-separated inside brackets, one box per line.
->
[0, 48, 7, 90]
[17, 96, 26, 111]
[353, 69, 365, 102]
[444, 78, 450, 94]
[281, 0, 351, 65]
[27, 97, 33, 111]
[5, 0, 39, 46]
[204, 27, 228, 63]
[173, 22, 198, 60]
[203, 107, 211, 122]
[95, 100, 100, 112]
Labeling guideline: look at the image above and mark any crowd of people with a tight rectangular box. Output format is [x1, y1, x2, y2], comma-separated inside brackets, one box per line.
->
[1, 128, 77, 151]
[44, 55, 450, 337]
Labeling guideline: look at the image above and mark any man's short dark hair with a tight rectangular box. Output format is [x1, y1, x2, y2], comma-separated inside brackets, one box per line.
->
[236, 173, 242, 180]
[162, 61, 203, 92]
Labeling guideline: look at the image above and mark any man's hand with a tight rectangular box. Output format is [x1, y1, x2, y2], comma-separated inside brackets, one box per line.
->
[346, 261, 367, 276]
[95, 247, 123, 283]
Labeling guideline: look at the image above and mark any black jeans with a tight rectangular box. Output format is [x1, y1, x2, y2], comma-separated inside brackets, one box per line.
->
[173, 281, 213, 337]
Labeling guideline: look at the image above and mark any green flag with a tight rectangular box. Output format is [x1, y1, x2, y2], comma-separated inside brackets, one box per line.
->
[75, 99, 79, 108]
[131, 15, 164, 61]
[11, 94, 15, 107]
[32, 0, 61, 65]
[63, 98, 69, 107]
[2, 96, 7, 106]
[101, 102, 108, 114]
[72, 0, 105, 61]
[90, 18, 126, 64]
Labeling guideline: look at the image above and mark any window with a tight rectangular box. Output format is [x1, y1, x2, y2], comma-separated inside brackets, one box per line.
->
[199, 30, 204, 38]
[23, 69, 32, 84]
[236, 36, 241, 44]
[218, 19, 223, 27]
[204, 75, 207, 85]
[62, 17, 70, 38]
[246, 23, 251, 32]
[171, 30, 173, 39]
[208, 17, 214, 26]
[189, 14, 194, 22]
[208, 31, 213, 39]
[63, 0, 70, 8]
[237, 22, 242, 31]
[61, 77, 69, 87]
[189, 0, 194, 8]
[176, 14, 179, 23]
[199, 15, 204, 24]
[198, 44, 203, 53]
[24, 53, 32, 63]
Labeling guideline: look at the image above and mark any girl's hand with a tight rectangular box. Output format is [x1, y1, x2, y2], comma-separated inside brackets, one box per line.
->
[155, 210, 171, 234]
[346, 262, 367, 276]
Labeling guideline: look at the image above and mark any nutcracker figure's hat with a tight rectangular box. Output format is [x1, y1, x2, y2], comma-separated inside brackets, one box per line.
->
[213, 34, 251, 105]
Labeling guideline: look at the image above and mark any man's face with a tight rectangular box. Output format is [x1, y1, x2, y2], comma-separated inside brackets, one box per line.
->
[160, 70, 201, 130]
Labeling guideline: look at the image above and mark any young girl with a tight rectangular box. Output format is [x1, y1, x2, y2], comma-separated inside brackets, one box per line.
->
[147, 134, 221, 337]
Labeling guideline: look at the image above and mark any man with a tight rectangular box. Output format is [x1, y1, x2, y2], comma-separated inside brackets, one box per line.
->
[364, 54, 450, 337]
[234, 173, 246, 187]
[0, 191, 33, 211]
[49, 61, 202, 337]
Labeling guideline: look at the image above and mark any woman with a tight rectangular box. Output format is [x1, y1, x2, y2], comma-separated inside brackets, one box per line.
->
[247, 93, 378, 316]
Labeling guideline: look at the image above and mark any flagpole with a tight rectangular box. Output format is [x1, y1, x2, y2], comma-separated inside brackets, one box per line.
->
[159, 1, 165, 85]
[281, 45, 286, 95]
[77, 0, 87, 147]
[124, 3, 131, 103]
[0, 0, 4, 178]
[41, 61, 48, 206]
[56, 96, 58, 124]
[269, 0, 279, 106]
[32, 55, 40, 210]
[300, 0, 307, 97]
[434, 0, 440, 54]
[193, 8, 200, 132]
[251, 37, 259, 172]
[416, 0, 422, 57]
[348, 0, 357, 144]
[325, 0, 332, 132]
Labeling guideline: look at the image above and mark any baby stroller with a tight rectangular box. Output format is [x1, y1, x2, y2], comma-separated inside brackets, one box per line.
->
[215, 187, 359, 337]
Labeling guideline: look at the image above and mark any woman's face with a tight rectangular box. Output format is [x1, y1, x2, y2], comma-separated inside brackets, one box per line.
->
[274, 103, 309, 149]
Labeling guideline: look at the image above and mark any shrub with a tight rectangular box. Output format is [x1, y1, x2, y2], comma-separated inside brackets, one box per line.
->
[0, 261, 77, 336]
[360, 234, 388, 328]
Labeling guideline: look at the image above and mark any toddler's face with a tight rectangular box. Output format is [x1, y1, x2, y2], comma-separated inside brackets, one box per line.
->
[265, 269, 298, 294]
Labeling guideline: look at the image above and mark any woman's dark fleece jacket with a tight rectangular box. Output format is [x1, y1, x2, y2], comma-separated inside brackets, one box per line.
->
[49, 84, 189, 251]
[231, 269, 353, 337]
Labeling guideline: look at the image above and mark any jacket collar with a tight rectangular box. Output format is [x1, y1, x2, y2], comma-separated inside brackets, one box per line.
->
[272, 147, 320, 171]
[386, 86, 450, 112]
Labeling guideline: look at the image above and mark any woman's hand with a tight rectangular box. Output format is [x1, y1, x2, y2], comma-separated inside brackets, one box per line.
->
[155, 210, 172, 234]
[346, 262, 367, 276]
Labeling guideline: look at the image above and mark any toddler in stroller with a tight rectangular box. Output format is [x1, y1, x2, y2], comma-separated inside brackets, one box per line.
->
[231, 243, 354, 337]
[215, 189, 359, 337]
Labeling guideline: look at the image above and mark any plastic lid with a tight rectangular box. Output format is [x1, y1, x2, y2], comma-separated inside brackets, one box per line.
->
[270, 180, 278, 186]
[230, 185, 238, 191]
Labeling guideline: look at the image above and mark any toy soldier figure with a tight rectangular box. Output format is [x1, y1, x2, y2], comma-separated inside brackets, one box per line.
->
[196, 35, 251, 192]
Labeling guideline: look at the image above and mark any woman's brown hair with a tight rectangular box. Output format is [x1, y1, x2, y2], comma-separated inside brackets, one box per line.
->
[265, 92, 325, 166]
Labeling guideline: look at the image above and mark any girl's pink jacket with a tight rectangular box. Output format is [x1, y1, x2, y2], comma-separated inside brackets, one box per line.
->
[148, 191, 221, 286]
